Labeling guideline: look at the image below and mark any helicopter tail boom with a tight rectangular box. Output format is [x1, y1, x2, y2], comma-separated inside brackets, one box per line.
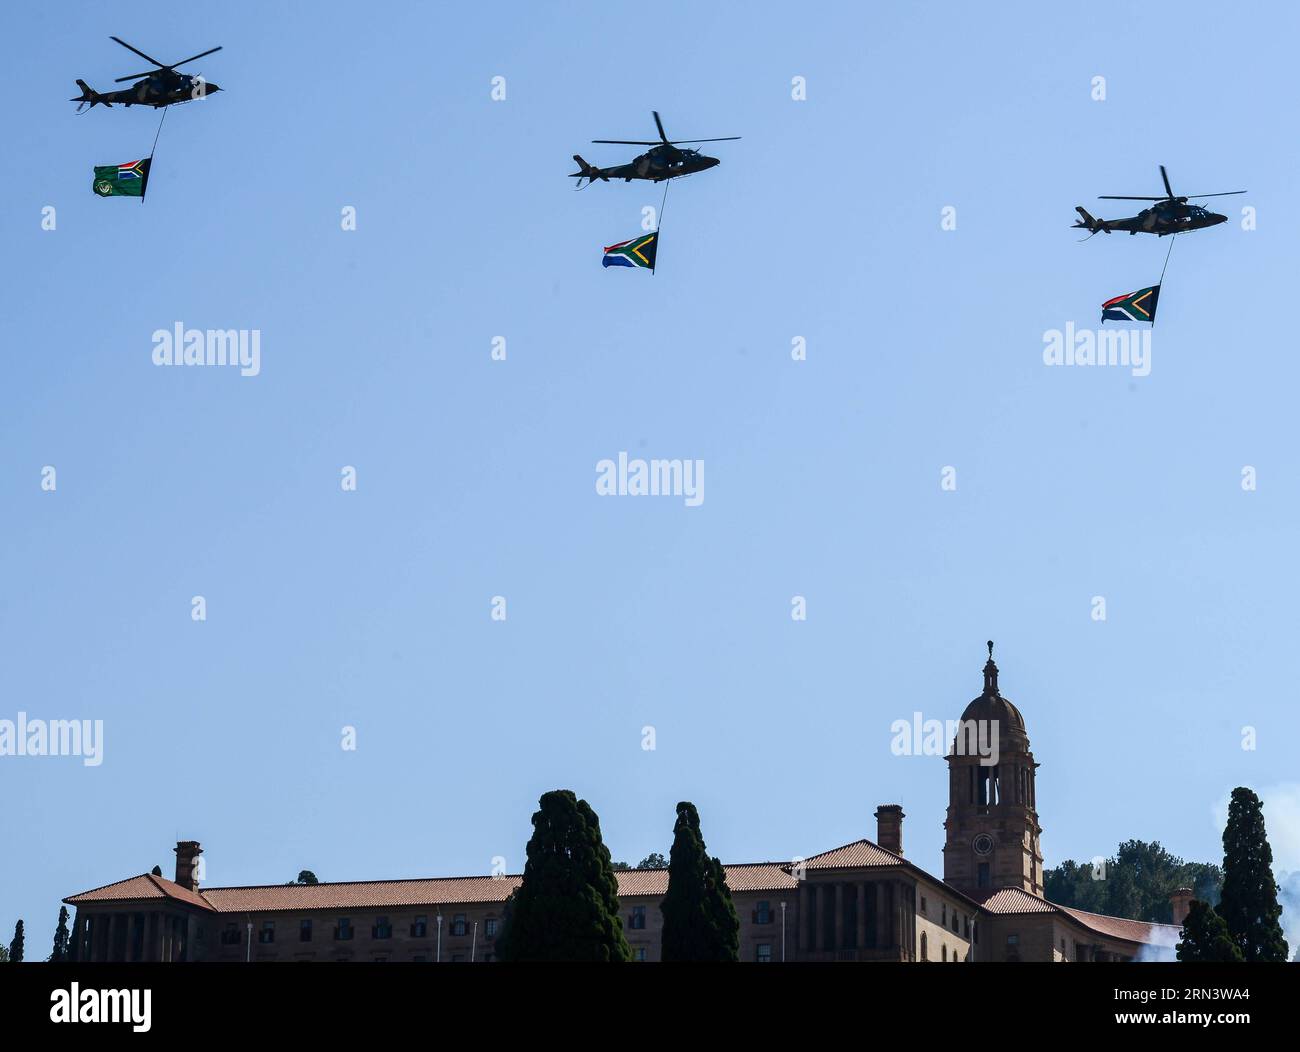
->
[71, 79, 112, 111]
[570, 155, 608, 187]
[1073, 206, 1109, 233]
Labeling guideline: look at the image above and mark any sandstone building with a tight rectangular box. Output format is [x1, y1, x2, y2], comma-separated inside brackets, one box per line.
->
[64, 646, 1184, 962]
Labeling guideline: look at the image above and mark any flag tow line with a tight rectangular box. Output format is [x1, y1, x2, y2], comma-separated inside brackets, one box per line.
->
[1152, 233, 1177, 328]
[141, 107, 168, 205]
[652, 177, 670, 275]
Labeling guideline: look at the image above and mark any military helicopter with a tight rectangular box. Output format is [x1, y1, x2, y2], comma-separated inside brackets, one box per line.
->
[1072, 165, 1244, 237]
[570, 111, 739, 187]
[71, 36, 222, 111]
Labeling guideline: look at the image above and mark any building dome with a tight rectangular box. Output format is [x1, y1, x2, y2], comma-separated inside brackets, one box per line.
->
[958, 641, 1027, 737]
[959, 692, 1026, 736]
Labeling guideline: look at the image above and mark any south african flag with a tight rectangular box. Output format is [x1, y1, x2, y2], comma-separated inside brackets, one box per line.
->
[602, 232, 657, 271]
[92, 158, 151, 199]
[1102, 284, 1160, 324]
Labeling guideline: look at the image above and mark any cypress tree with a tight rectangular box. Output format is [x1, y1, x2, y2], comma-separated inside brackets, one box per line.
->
[495, 790, 630, 962]
[50, 907, 71, 963]
[9, 920, 23, 964]
[1176, 900, 1243, 962]
[660, 801, 740, 961]
[1218, 787, 1289, 962]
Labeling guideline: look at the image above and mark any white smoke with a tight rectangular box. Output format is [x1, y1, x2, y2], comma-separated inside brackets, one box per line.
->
[1135, 925, 1179, 963]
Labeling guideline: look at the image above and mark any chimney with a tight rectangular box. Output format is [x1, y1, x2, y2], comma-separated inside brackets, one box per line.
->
[874, 804, 905, 855]
[174, 841, 202, 891]
[1170, 887, 1194, 927]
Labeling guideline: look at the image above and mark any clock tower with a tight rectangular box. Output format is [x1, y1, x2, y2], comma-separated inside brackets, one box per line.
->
[942, 643, 1044, 898]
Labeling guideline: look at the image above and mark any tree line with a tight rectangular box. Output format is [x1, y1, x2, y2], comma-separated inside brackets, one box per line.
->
[1047, 786, 1289, 962]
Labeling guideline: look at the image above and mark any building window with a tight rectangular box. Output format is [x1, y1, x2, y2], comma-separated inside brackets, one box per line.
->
[920, 932, 929, 961]
[335, 918, 353, 941]
[258, 920, 275, 944]
[977, 862, 990, 888]
[952, 912, 959, 933]
[942, 903, 947, 925]
[221, 922, 239, 946]
[964, 916, 970, 938]
[634, 948, 647, 962]
[920, 896, 928, 915]
[942, 944, 947, 962]
[411, 915, 427, 938]
[299, 919, 312, 943]
[372, 917, 392, 939]
[754, 901, 773, 924]
[451, 914, 467, 937]
[629, 906, 646, 930]
[757, 943, 772, 963]
[485, 918, 497, 939]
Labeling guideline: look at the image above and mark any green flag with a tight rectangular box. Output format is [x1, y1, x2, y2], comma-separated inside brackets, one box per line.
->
[92, 158, 151, 199]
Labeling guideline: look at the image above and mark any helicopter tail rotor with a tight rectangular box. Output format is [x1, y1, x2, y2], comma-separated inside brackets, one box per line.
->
[1073, 206, 1109, 234]
[570, 155, 608, 188]
[71, 79, 111, 111]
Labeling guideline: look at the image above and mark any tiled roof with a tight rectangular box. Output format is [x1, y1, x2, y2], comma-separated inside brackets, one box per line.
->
[977, 886, 1181, 947]
[615, 869, 669, 896]
[67, 861, 802, 915]
[1055, 904, 1181, 947]
[721, 863, 800, 893]
[599, 862, 800, 897]
[202, 875, 522, 913]
[64, 874, 216, 912]
[796, 840, 905, 870]
[976, 887, 1058, 914]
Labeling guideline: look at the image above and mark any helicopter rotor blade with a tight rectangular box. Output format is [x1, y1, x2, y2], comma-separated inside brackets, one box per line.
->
[1098, 196, 1164, 200]
[592, 140, 660, 145]
[1160, 165, 1174, 199]
[653, 111, 669, 143]
[109, 37, 168, 69]
[170, 46, 222, 68]
[663, 137, 741, 143]
[1183, 190, 1248, 198]
[114, 70, 157, 83]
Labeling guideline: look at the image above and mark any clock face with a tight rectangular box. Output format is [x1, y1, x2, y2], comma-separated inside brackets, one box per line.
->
[973, 834, 995, 857]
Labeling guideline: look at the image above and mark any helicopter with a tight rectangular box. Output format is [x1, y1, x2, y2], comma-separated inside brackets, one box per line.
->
[570, 111, 739, 187]
[1072, 165, 1245, 237]
[71, 36, 222, 111]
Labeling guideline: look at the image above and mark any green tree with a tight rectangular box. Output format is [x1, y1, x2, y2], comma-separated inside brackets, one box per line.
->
[638, 852, 668, 870]
[49, 907, 71, 963]
[0, 946, 8, 963]
[1044, 840, 1223, 923]
[610, 861, 631, 871]
[1218, 787, 1289, 962]
[660, 802, 739, 961]
[9, 920, 24, 964]
[1177, 900, 1243, 962]
[151, 865, 163, 877]
[496, 790, 630, 962]
[289, 870, 319, 885]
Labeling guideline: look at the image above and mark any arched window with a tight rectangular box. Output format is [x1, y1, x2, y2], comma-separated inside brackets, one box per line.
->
[942, 944, 947, 961]
[920, 932, 928, 961]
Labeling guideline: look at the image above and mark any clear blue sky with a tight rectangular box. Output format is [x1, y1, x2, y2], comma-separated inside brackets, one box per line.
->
[3, 1, 1298, 950]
